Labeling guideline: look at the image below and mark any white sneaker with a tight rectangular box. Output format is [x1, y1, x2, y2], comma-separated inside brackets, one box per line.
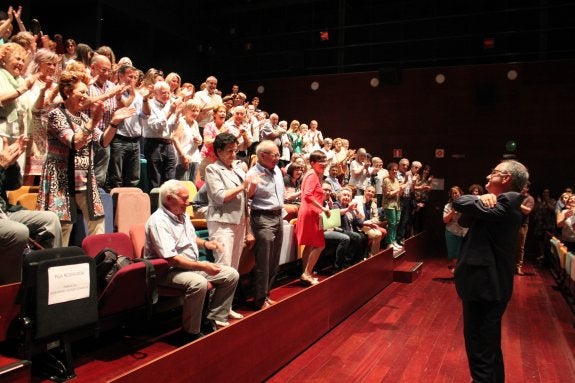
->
[393, 242, 403, 249]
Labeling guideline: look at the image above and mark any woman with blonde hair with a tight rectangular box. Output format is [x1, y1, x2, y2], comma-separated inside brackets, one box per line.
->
[23, 48, 62, 184]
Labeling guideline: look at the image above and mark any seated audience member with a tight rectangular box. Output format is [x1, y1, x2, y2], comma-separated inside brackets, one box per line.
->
[1, 136, 62, 283]
[283, 163, 303, 221]
[324, 164, 342, 199]
[333, 186, 368, 262]
[321, 181, 352, 270]
[190, 183, 208, 219]
[361, 185, 387, 256]
[557, 194, 575, 252]
[144, 179, 239, 340]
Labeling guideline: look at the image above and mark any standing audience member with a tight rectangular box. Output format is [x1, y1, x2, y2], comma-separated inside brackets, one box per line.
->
[23, 48, 61, 185]
[259, 113, 285, 157]
[395, 158, 412, 245]
[296, 150, 330, 286]
[199, 103, 227, 180]
[557, 194, 575, 252]
[246, 140, 284, 309]
[443, 186, 467, 270]
[369, 156, 388, 208]
[194, 75, 223, 134]
[515, 181, 534, 275]
[205, 132, 257, 270]
[106, 64, 149, 190]
[0, 43, 37, 157]
[305, 120, 323, 151]
[287, 120, 303, 155]
[382, 162, 405, 251]
[468, 184, 485, 196]
[205, 133, 260, 320]
[37, 70, 135, 246]
[173, 100, 202, 183]
[1, 135, 62, 284]
[223, 105, 252, 164]
[145, 180, 239, 339]
[412, 164, 433, 234]
[348, 148, 369, 195]
[532, 189, 557, 262]
[144, 81, 180, 189]
[86, 54, 123, 188]
[453, 160, 529, 383]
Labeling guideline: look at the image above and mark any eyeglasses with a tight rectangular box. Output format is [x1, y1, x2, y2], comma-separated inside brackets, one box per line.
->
[263, 152, 280, 158]
[490, 169, 509, 177]
[172, 194, 189, 203]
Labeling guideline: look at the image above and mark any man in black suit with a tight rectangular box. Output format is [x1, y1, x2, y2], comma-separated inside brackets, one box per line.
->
[453, 159, 529, 383]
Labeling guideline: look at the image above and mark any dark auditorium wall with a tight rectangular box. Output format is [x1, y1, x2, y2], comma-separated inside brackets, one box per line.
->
[241, 60, 575, 243]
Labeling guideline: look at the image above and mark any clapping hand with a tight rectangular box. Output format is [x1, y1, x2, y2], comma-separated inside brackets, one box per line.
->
[0, 135, 27, 168]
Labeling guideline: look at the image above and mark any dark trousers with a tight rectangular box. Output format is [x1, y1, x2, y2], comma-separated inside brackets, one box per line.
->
[106, 137, 141, 190]
[93, 144, 110, 189]
[462, 300, 508, 383]
[324, 230, 351, 268]
[144, 139, 176, 189]
[250, 212, 283, 307]
[396, 196, 412, 242]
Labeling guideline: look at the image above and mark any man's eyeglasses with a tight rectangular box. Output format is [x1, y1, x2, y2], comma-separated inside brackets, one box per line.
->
[263, 152, 280, 158]
[490, 169, 509, 177]
[172, 194, 190, 203]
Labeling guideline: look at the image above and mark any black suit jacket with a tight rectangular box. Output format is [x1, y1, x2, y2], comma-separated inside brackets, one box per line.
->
[452, 192, 523, 302]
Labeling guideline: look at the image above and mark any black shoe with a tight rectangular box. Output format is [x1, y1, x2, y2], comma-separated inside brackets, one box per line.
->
[201, 319, 217, 334]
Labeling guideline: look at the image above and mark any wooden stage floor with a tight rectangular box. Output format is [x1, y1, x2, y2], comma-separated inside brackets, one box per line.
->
[28, 248, 575, 382]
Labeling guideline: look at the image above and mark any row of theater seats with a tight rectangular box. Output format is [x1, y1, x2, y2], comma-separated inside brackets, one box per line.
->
[548, 236, 575, 315]
[13, 227, 214, 381]
[6, 182, 207, 247]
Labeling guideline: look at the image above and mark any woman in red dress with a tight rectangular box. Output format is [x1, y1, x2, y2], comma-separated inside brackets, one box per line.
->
[296, 150, 331, 285]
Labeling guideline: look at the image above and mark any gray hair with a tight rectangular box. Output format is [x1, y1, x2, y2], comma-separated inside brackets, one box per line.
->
[256, 140, 278, 155]
[500, 160, 529, 192]
[159, 180, 185, 206]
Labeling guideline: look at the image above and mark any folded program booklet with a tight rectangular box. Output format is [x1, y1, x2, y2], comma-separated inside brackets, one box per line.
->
[320, 209, 341, 230]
